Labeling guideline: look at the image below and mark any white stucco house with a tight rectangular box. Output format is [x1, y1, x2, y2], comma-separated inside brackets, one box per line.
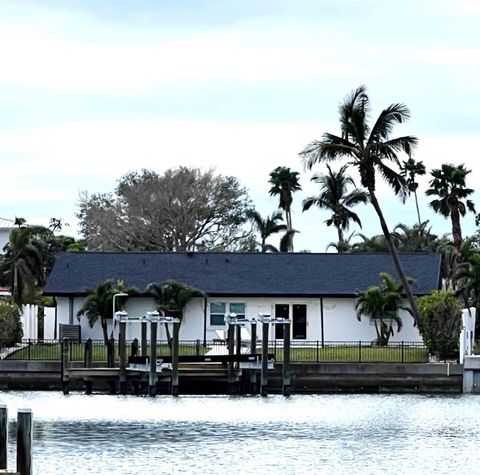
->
[43, 251, 441, 343]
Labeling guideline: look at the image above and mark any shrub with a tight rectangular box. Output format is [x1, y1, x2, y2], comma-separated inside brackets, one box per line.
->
[417, 291, 461, 360]
[0, 301, 23, 347]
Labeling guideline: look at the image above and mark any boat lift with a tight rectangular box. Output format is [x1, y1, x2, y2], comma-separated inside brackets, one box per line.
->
[113, 310, 181, 396]
[224, 313, 291, 397]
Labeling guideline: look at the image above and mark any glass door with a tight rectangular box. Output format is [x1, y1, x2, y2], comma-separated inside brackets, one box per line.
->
[274, 304, 289, 339]
[292, 304, 307, 339]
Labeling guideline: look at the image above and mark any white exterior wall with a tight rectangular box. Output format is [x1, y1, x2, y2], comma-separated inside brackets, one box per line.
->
[322, 298, 421, 342]
[55, 295, 422, 342]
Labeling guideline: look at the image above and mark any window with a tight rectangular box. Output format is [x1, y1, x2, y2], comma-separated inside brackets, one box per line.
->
[209, 302, 245, 326]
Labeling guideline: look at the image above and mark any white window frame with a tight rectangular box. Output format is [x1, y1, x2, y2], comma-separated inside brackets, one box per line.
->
[209, 301, 246, 327]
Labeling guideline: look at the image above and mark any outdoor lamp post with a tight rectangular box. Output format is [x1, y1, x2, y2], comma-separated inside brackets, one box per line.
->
[112, 292, 129, 319]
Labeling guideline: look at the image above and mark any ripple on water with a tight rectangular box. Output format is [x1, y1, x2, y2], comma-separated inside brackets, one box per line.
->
[0, 392, 479, 474]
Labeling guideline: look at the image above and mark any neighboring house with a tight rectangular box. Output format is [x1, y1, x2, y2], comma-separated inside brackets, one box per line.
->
[0, 217, 15, 253]
[43, 252, 441, 343]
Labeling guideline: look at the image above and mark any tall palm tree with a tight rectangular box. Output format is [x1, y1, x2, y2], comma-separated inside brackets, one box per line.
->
[268, 166, 302, 251]
[147, 280, 206, 343]
[248, 210, 288, 252]
[426, 163, 476, 252]
[355, 272, 410, 346]
[303, 164, 368, 244]
[0, 227, 44, 306]
[77, 279, 136, 344]
[300, 85, 421, 325]
[401, 157, 426, 225]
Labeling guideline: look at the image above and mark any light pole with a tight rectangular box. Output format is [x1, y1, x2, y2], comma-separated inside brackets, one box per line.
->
[112, 292, 129, 318]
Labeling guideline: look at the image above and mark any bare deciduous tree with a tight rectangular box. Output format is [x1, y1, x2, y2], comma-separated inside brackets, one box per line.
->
[77, 167, 254, 252]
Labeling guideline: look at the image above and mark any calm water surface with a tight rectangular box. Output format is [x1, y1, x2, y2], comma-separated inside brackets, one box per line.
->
[0, 391, 479, 474]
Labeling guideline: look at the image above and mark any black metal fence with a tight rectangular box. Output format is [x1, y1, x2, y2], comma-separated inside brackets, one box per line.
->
[2, 339, 430, 363]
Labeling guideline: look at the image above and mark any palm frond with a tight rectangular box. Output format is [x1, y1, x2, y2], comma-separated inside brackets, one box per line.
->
[368, 103, 412, 142]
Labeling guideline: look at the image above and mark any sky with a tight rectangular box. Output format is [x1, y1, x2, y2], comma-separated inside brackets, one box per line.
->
[0, 0, 479, 251]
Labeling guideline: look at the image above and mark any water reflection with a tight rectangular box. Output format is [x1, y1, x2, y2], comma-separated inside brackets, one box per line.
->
[0, 392, 479, 474]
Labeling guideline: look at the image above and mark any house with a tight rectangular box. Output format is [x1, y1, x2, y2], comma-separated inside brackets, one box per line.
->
[43, 251, 441, 343]
[0, 217, 15, 253]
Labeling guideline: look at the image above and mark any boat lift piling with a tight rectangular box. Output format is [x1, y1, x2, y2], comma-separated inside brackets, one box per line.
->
[256, 313, 291, 397]
[226, 313, 291, 397]
[114, 311, 181, 397]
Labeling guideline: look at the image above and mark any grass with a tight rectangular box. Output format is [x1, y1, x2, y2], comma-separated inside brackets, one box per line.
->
[6, 341, 428, 363]
[6, 342, 208, 361]
[272, 346, 429, 363]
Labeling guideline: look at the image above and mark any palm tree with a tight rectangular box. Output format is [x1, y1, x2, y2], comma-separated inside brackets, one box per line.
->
[426, 163, 476, 252]
[303, 164, 368, 244]
[401, 157, 426, 225]
[268, 166, 302, 251]
[456, 252, 480, 334]
[326, 231, 358, 253]
[350, 233, 390, 253]
[77, 279, 136, 344]
[392, 221, 438, 253]
[355, 272, 410, 346]
[147, 280, 206, 344]
[248, 210, 288, 252]
[0, 227, 44, 306]
[300, 85, 421, 325]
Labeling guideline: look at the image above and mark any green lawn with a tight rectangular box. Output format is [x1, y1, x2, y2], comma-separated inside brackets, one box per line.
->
[271, 345, 429, 363]
[6, 341, 428, 363]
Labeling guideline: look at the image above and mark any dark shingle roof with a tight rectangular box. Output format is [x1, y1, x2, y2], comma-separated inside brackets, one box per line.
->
[44, 252, 441, 297]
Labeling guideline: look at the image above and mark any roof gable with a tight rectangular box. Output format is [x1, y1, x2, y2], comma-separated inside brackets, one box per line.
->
[44, 252, 441, 297]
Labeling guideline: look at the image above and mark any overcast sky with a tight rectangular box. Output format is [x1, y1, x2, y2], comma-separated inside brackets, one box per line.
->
[1, 0, 479, 251]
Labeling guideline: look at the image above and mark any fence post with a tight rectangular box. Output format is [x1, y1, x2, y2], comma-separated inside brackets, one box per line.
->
[316, 340, 319, 363]
[401, 341, 404, 363]
[27, 339, 31, 361]
[358, 341, 362, 363]
[17, 408, 33, 475]
[195, 339, 200, 356]
[0, 404, 7, 470]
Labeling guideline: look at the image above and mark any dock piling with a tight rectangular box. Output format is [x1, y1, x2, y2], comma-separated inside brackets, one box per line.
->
[119, 320, 127, 395]
[227, 323, 236, 394]
[171, 321, 180, 396]
[149, 320, 158, 396]
[283, 321, 291, 397]
[17, 409, 32, 475]
[141, 322, 148, 357]
[261, 321, 269, 397]
[61, 338, 70, 395]
[84, 338, 93, 395]
[0, 405, 7, 470]
[249, 322, 257, 394]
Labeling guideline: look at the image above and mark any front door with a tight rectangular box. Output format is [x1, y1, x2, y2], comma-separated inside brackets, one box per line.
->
[292, 304, 307, 339]
[275, 304, 289, 339]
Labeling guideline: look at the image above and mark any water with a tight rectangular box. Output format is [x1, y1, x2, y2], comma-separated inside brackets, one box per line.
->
[0, 392, 479, 474]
